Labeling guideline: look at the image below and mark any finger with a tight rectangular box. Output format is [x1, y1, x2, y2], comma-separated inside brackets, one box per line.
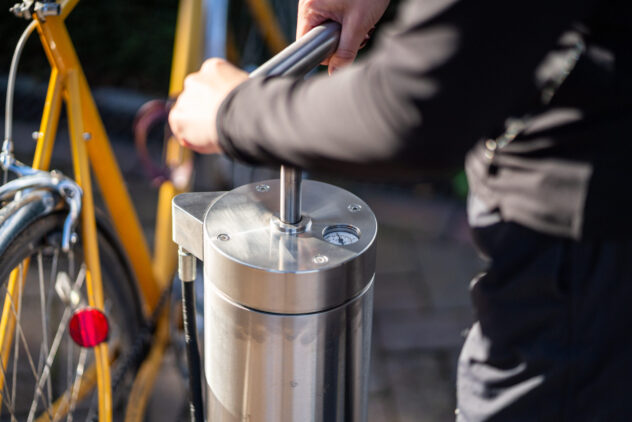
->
[328, 15, 367, 74]
[183, 73, 200, 92]
[201, 57, 226, 73]
[297, 0, 344, 65]
[359, 26, 375, 49]
[168, 100, 193, 144]
[296, 0, 327, 39]
[167, 105, 182, 140]
[180, 138, 223, 155]
[298, 11, 334, 65]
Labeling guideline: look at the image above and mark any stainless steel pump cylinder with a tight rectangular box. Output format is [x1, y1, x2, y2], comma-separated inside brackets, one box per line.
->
[170, 21, 374, 422]
[202, 180, 377, 422]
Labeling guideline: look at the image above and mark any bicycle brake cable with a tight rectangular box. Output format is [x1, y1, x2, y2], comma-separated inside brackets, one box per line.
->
[2, 21, 37, 183]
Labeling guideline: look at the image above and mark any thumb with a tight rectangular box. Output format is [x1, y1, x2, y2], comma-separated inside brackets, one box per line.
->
[328, 16, 367, 74]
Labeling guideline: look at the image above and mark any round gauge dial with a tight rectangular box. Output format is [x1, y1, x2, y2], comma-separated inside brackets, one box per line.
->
[323, 225, 360, 245]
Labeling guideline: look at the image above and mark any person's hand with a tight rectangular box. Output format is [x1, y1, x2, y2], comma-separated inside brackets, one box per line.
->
[169, 58, 248, 154]
[297, 0, 389, 74]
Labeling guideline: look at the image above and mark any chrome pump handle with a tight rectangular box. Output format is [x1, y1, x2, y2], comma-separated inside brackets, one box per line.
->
[248, 21, 341, 225]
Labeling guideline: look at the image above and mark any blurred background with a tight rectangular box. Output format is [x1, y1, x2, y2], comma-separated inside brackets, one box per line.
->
[1, 0, 483, 420]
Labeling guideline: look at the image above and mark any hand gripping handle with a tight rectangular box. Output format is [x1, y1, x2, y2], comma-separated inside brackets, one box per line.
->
[249, 21, 341, 225]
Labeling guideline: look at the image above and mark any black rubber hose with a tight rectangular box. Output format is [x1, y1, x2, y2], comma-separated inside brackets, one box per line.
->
[181, 280, 204, 422]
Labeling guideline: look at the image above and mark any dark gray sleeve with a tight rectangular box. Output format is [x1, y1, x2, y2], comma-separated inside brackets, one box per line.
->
[217, 0, 595, 174]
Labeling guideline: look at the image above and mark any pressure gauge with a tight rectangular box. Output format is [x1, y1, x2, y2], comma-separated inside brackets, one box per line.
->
[323, 225, 360, 245]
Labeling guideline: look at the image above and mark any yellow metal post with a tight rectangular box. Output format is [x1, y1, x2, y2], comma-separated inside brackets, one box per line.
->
[151, 0, 202, 289]
[126, 0, 205, 416]
[152, 181, 181, 288]
[169, 0, 204, 95]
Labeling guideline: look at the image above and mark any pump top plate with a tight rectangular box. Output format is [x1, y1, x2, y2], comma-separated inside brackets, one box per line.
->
[203, 179, 377, 313]
[205, 180, 375, 273]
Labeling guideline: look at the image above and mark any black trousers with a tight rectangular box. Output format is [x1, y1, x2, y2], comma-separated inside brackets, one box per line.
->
[457, 222, 632, 421]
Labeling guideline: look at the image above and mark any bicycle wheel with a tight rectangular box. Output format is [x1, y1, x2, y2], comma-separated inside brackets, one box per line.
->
[0, 211, 144, 421]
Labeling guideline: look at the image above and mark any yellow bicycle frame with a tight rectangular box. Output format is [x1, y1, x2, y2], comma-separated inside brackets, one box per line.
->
[23, 0, 205, 418]
[0, 0, 287, 418]
[32, 8, 148, 420]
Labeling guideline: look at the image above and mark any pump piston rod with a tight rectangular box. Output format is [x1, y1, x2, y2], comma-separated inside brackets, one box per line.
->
[248, 21, 341, 225]
[280, 165, 301, 224]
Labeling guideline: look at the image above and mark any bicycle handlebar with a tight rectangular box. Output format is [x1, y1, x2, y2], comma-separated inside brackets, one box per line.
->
[249, 21, 341, 79]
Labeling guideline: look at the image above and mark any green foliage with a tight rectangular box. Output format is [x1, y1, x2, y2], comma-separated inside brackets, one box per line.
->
[1, 0, 178, 94]
[451, 169, 469, 199]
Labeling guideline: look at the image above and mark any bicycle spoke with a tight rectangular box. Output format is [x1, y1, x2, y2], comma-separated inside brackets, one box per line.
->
[37, 252, 53, 407]
[66, 335, 72, 413]
[43, 349, 116, 422]
[46, 248, 59, 314]
[10, 263, 24, 414]
[26, 310, 70, 422]
[66, 347, 87, 422]
[67, 251, 75, 282]
[27, 265, 86, 422]
[0, 353, 17, 421]
[4, 277, 53, 420]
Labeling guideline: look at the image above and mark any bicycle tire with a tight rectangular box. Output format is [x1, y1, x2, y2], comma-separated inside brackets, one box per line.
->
[0, 210, 144, 421]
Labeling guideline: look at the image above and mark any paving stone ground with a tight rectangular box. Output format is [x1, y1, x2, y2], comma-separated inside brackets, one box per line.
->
[364, 191, 484, 422]
[5, 118, 485, 421]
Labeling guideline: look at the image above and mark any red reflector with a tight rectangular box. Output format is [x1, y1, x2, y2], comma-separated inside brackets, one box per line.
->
[69, 308, 109, 348]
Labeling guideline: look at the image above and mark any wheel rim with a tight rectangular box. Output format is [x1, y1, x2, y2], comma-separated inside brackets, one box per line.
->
[0, 232, 127, 421]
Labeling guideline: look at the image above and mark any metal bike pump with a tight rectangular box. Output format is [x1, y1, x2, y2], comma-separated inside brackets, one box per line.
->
[174, 21, 377, 422]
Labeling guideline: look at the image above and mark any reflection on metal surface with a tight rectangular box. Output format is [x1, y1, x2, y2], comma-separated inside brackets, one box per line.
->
[205, 277, 374, 422]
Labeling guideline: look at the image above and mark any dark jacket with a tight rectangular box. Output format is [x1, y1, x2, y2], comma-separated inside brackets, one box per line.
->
[217, 0, 632, 239]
